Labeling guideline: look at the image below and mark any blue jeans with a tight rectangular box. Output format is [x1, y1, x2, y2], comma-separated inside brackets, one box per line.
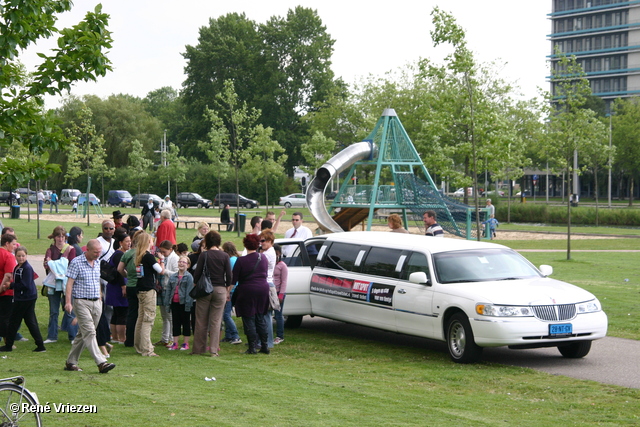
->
[223, 299, 239, 340]
[38, 200, 43, 214]
[274, 295, 286, 339]
[47, 290, 77, 341]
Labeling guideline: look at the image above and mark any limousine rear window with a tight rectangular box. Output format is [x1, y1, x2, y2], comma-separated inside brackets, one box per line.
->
[433, 249, 541, 284]
[361, 247, 403, 279]
[319, 242, 362, 271]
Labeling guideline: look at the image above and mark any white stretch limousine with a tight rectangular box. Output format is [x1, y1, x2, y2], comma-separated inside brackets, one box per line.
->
[277, 232, 608, 363]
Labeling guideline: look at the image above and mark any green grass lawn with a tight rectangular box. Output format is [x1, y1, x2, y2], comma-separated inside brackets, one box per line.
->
[1, 216, 639, 426]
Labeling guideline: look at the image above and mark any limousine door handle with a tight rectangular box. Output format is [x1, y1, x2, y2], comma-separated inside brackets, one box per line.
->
[397, 289, 407, 294]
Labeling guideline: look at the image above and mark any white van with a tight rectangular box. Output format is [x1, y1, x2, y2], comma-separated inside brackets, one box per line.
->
[60, 189, 81, 205]
[276, 232, 607, 363]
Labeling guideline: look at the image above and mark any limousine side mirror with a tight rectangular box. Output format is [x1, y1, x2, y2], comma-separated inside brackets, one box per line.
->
[409, 271, 430, 286]
[539, 265, 553, 277]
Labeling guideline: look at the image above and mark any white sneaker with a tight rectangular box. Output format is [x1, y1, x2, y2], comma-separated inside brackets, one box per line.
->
[17, 337, 29, 342]
[274, 337, 284, 344]
[43, 339, 57, 344]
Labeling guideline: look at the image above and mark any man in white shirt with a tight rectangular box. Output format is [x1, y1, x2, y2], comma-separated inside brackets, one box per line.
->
[283, 212, 313, 256]
[97, 220, 115, 261]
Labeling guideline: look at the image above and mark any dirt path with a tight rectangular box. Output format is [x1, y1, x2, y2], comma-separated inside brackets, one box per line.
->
[26, 210, 619, 241]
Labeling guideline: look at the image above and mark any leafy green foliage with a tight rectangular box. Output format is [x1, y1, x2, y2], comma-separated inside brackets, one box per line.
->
[182, 7, 339, 169]
[0, 1, 112, 187]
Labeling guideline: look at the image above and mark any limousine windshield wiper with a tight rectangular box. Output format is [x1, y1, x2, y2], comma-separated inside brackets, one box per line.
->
[441, 279, 483, 284]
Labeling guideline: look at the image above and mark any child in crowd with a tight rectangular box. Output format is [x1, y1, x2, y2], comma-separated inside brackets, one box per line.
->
[176, 243, 189, 257]
[0, 247, 46, 352]
[153, 206, 161, 232]
[483, 215, 499, 240]
[71, 201, 78, 213]
[164, 255, 194, 350]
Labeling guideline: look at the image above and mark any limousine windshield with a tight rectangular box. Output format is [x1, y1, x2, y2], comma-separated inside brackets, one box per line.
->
[433, 248, 542, 284]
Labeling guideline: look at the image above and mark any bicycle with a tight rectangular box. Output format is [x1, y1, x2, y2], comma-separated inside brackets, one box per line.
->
[0, 376, 42, 426]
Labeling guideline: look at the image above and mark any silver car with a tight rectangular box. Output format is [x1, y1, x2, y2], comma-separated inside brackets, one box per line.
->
[279, 193, 307, 208]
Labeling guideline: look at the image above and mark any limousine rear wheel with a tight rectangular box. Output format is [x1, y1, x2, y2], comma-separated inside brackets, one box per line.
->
[557, 341, 591, 358]
[284, 315, 303, 329]
[446, 313, 483, 363]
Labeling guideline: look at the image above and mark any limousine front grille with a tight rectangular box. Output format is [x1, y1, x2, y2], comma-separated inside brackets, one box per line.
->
[532, 304, 576, 321]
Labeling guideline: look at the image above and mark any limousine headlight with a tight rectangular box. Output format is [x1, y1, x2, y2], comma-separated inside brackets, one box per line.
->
[476, 304, 533, 317]
[576, 299, 601, 314]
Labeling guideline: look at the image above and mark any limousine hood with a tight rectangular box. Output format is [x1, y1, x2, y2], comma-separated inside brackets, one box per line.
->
[445, 277, 597, 306]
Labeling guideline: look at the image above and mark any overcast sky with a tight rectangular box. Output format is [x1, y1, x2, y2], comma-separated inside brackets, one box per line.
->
[24, 1, 553, 109]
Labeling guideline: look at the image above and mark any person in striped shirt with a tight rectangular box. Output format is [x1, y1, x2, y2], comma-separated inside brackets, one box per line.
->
[423, 211, 444, 237]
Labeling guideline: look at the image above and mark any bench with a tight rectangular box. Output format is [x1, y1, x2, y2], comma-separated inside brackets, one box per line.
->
[208, 222, 232, 232]
[175, 220, 197, 229]
[0, 211, 9, 218]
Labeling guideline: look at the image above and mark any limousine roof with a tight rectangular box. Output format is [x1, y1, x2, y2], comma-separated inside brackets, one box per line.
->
[323, 231, 506, 254]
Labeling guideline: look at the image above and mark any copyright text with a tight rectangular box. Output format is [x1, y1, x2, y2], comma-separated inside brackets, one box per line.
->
[10, 403, 98, 414]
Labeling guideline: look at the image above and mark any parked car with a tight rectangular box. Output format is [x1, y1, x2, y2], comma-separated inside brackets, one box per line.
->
[60, 189, 81, 205]
[131, 193, 162, 208]
[452, 187, 474, 198]
[213, 193, 259, 209]
[176, 192, 212, 209]
[276, 231, 607, 364]
[107, 190, 133, 207]
[279, 193, 307, 208]
[515, 190, 531, 197]
[78, 193, 100, 206]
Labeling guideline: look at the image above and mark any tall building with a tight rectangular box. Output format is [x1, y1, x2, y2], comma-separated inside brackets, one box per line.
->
[549, 0, 640, 108]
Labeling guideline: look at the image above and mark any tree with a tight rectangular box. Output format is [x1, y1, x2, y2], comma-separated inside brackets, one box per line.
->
[199, 80, 285, 233]
[611, 98, 640, 207]
[300, 131, 336, 176]
[0, 2, 112, 186]
[65, 104, 113, 225]
[546, 51, 608, 259]
[182, 7, 339, 170]
[161, 143, 189, 201]
[418, 7, 525, 238]
[127, 139, 154, 201]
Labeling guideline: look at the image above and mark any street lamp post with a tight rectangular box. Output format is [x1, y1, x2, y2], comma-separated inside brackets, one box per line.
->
[608, 114, 612, 208]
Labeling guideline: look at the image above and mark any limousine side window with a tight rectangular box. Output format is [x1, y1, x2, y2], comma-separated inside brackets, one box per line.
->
[318, 242, 361, 272]
[400, 252, 431, 282]
[361, 247, 403, 279]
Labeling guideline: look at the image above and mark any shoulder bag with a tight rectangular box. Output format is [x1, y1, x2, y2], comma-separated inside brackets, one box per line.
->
[99, 240, 118, 283]
[189, 251, 214, 299]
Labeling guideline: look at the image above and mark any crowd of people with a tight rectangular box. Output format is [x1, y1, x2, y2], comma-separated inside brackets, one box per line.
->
[0, 208, 294, 373]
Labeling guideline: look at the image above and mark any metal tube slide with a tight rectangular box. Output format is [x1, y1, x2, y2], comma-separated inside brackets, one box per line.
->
[306, 141, 375, 233]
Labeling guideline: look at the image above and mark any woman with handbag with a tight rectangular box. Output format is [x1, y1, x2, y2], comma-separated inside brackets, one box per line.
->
[191, 230, 232, 357]
[231, 234, 270, 355]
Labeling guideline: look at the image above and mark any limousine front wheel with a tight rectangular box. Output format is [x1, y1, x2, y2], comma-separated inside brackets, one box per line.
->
[446, 313, 483, 363]
[557, 341, 591, 358]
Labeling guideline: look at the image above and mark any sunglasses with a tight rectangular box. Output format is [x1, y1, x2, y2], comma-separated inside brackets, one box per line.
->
[103, 227, 115, 230]
[260, 239, 266, 243]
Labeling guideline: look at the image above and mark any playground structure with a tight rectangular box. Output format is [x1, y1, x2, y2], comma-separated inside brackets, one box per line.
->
[306, 108, 485, 238]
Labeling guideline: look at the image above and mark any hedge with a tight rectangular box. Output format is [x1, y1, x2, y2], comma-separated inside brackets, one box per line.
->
[496, 204, 640, 226]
